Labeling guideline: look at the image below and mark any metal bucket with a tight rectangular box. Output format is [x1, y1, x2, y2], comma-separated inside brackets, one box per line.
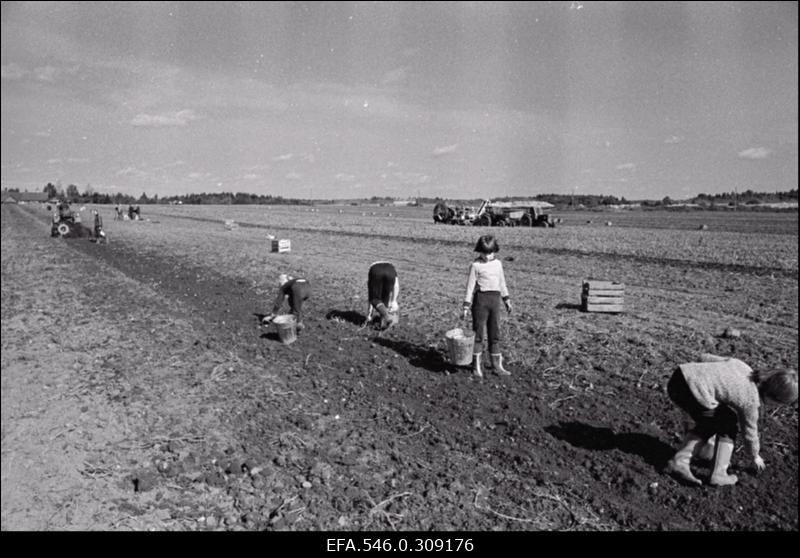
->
[272, 314, 297, 344]
[445, 328, 475, 366]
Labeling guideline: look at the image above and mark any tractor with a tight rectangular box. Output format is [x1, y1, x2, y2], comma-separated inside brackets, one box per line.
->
[50, 201, 91, 238]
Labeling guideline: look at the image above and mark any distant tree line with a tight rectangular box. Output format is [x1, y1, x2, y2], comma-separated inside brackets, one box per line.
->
[23, 183, 798, 209]
[39, 183, 315, 205]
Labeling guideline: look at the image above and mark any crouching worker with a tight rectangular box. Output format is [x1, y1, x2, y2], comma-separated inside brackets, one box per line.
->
[262, 274, 311, 331]
[463, 235, 512, 378]
[366, 262, 399, 330]
[665, 353, 797, 486]
[92, 210, 107, 244]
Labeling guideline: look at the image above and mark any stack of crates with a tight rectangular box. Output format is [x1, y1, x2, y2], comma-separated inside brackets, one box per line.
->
[271, 239, 291, 253]
[581, 280, 625, 313]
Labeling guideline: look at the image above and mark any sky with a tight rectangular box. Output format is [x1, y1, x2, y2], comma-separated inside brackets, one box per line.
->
[1, 1, 797, 200]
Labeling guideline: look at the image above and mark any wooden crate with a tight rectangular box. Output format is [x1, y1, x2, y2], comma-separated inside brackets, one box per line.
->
[271, 239, 291, 253]
[582, 280, 624, 313]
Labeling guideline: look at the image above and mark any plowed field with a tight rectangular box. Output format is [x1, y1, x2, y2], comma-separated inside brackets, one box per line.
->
[2, 203, 797, 531]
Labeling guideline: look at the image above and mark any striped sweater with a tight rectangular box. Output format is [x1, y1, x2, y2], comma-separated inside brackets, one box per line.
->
[679, 358, 760, 459]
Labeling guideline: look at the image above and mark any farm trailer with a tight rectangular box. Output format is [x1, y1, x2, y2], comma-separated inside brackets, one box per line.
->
[432, 199, 558, 227]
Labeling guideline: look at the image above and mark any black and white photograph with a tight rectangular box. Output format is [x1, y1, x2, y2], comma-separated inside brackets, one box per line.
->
[1, 1, 797, 535]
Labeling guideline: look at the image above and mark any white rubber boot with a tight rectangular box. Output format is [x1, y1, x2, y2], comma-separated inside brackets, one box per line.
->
[693, 436, 716, 462]
[375, 303, 392, 330]
[490, 353, 511, 376]
[665, 434, 704, 485]
[472, 352, 483, 378]
[709, 439, 738, 486]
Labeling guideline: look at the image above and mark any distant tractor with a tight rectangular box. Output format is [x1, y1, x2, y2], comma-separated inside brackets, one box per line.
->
[50, 201, 91, 238]
[432, 199, 557, 227]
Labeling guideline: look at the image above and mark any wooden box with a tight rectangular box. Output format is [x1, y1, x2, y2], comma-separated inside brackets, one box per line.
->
[271, 239, 291, 253]
[582, 280, 624, 313]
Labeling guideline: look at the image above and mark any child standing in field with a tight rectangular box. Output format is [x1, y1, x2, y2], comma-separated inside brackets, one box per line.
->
[366, 262, 400, 330]
[665, 353, 798, 486]
[262, 273, 311, 331]
[462, 235, 512, 378]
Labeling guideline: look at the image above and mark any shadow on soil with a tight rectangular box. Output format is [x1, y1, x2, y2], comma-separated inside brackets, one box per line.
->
[372, 337, 454, 374]
[545, 421, 675, 471]
[555, 302, 584, 311]
[326, 309, 367, 326]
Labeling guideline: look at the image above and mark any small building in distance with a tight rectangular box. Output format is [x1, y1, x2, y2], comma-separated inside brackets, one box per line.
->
[1, 190, 49, 204]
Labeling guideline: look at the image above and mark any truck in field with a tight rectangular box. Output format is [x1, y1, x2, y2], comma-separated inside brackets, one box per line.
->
[432, 199, 558, 227]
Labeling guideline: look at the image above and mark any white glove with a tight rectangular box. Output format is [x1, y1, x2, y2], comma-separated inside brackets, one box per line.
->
[753, 455, 766, 472]
[388, 301, 399, 313]
[262, 313, 275, 325]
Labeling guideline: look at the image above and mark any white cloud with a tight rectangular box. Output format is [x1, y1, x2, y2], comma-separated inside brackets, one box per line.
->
[33, 66, 59, 82]
[187, 172, 210, 180]
[664, 135, 684, 144]
[285, 171, 302, 180]
[432, 144, 459, 157]
[615, 162, 636, 171]
[242, 173, 261, 180]
[1, 63, 26, 80]
[273, 153, 294, 161]
[117, 166, 149, 178]
[67, 157, 90, 163]
[381, 67, 407, 86]
[34, 130, 52, 137]
[335, 173, 356, 182]
[737, 147, 770, 160]
[393, 172, 430, 185]
[131, 109, 200, 128]
[47, 158, 62, 164]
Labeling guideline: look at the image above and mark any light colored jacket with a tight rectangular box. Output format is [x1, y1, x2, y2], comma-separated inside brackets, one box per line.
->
[464, 258, 509, 304]
[679, 357, 760, 459]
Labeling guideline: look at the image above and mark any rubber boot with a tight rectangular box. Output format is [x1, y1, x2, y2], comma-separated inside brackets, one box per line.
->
[375, 303, 392, 330]
[472, 352, 483, 378]
[490, 353, 511, 376]
[665, 433, 704, 485]
[693, 435, 716, 462]
[709, 439, 738, 486]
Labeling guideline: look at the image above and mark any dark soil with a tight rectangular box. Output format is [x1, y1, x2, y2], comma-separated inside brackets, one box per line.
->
[4, 204, 797, 531]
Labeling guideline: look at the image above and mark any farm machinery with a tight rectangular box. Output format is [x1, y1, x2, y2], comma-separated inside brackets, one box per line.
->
[50, 201, 93, 238]
[432, 199, 558, 227]
[51, 201, 79, 237]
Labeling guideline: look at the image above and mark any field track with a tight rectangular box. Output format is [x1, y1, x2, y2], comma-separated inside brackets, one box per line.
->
[2, 203, 797, 531]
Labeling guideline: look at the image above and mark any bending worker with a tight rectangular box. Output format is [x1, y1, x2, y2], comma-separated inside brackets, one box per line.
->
[366, 261, 399, 330]
[262, 273, 311, 331]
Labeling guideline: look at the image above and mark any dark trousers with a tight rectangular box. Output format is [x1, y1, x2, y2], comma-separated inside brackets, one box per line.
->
[667, 368, 738, 442]
[472, 291, 502, 354]
[367, 262, 397, 309]
[287, 282, 311, 322]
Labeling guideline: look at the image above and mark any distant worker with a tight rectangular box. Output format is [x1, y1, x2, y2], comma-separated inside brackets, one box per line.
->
[114, 203, 123, 220]
[134, 205, 141, 219]
[665, 354, 798, 486]
[462, 234, 512, 378]
[262, 273, 311, 331]
[366, 262, 399, 330]
[128, 205, 135, 220]
[92, 209, 107, 243]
